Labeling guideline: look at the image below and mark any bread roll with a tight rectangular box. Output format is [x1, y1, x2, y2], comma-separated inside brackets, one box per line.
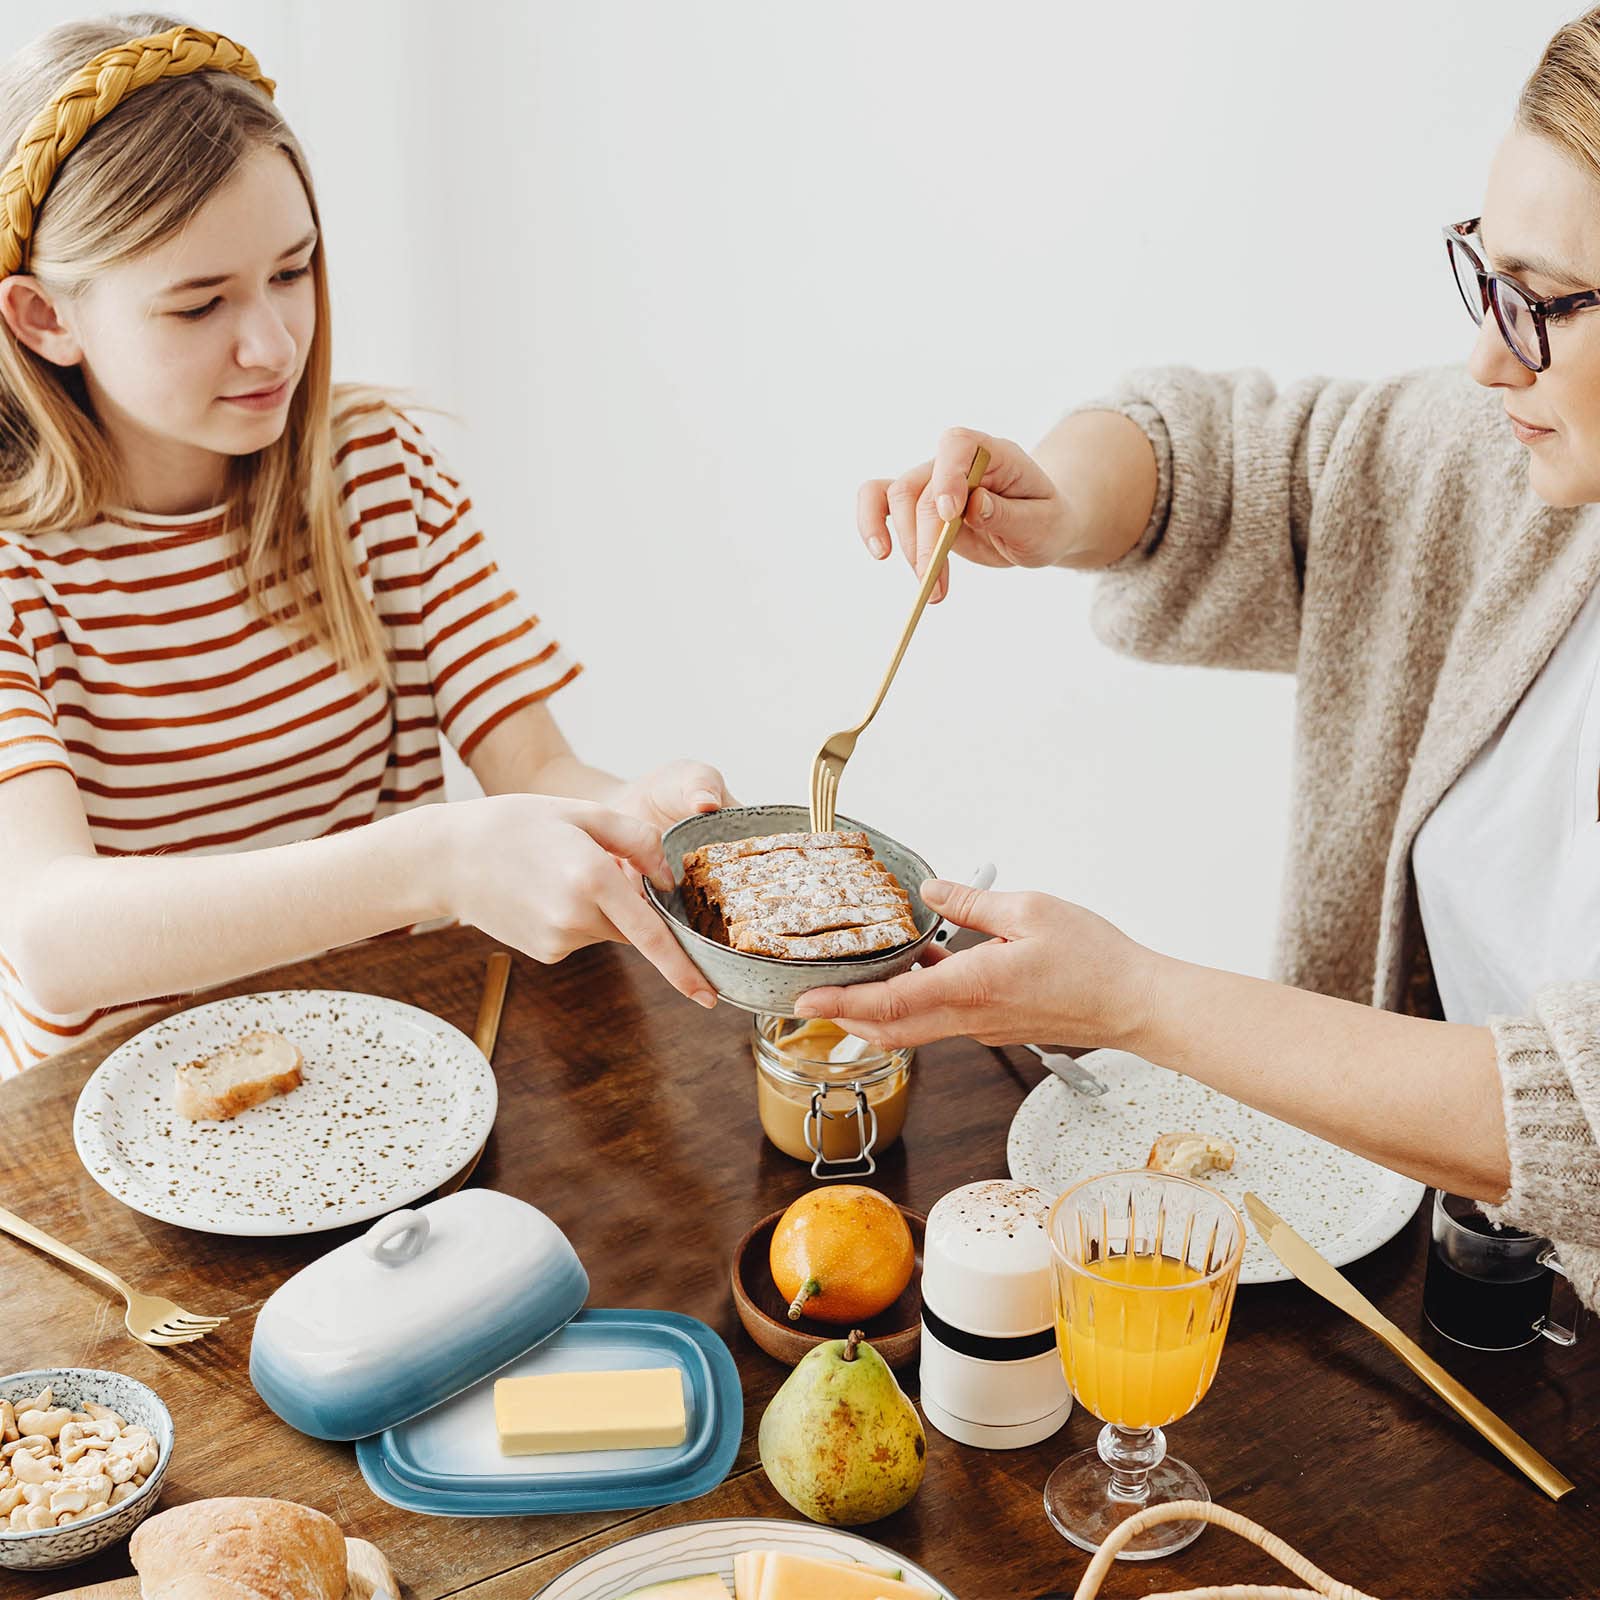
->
[129, 1496, 347, 1599]
[1147, 1131, 1237, 1179]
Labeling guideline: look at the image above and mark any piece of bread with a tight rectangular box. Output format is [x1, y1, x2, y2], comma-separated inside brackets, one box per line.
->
[1147, 1131, 1237, 1179]
[129, 1496, 347, 1600]
[681, 830, 919, 960]
[174, 1029, 304, 1122]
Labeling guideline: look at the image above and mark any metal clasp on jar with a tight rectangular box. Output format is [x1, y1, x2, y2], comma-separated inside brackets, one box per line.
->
[804, 1083, 879, 1178]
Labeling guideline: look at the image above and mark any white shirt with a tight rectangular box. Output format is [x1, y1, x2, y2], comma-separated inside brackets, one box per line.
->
[1413, 581, 1600, 1025]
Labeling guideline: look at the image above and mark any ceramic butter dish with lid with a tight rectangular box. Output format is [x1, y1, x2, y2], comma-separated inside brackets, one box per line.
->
[250, 1188, 743, 1516]
[251, 1189, 589, 1441]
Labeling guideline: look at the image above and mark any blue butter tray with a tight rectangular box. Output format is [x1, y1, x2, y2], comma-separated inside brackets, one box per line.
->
[355, 1308, 743, 1516]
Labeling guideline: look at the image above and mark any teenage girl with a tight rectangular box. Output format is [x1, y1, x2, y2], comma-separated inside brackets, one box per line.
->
[0, 17, 729, 1073]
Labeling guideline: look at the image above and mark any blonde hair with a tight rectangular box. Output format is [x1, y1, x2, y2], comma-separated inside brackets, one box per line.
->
[1521, 8, 1600, 181]
[0, 14, 389, 687]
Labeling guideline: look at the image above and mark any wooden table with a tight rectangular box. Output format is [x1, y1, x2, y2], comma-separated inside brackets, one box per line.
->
[1, 925, 1595, 1599]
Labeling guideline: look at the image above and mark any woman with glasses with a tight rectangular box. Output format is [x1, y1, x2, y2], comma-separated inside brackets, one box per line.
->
[798, 11, 1600, 1310]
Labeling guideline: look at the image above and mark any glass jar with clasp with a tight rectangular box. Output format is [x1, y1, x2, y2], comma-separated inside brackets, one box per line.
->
[751, 1015, 914, 1178]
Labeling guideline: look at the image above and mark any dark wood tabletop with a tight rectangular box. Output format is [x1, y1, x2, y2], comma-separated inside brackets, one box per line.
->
[1, 925, 1595, 1600]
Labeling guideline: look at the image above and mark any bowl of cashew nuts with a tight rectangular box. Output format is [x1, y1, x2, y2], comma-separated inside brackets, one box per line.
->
[0, 1368, 173, 1571]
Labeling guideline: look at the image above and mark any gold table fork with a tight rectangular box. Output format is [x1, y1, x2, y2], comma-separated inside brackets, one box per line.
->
[0, 1203, 226, 1347]
[809, 445, 989, 832]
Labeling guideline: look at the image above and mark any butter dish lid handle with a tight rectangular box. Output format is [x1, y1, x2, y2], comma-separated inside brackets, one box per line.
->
[363, 1209, 430, 1266]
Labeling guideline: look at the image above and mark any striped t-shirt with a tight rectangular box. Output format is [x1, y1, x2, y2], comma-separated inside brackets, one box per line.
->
[0, 405, 580, 1073]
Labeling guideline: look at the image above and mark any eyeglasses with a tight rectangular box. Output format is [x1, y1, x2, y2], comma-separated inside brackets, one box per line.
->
[1445, 217, 1600, 372]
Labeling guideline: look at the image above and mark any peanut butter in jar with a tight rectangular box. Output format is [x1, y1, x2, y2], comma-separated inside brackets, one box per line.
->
[752, 1015, 913, 1175]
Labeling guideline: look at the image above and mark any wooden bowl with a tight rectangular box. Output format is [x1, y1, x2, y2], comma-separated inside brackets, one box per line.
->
[730, 1204, 926, 1368]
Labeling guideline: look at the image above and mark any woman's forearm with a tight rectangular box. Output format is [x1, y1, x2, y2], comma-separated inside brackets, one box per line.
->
[13, 805, 450, 1015]
[1123, 955, 1510, 1200]
[1034, 409, 1160, 570]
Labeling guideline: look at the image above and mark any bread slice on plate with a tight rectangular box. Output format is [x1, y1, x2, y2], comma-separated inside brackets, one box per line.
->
[174, 1028, 304, 1122]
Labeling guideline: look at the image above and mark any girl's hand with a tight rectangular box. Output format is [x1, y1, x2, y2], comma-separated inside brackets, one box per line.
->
[793, 878, 1151, 1048]
[858, 427, 1076, 603]
[441, 793, 718, 1007]
[613, 760, 736, 835]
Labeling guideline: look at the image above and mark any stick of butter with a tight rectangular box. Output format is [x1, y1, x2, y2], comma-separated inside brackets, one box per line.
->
[493, 1366, 688, 1455]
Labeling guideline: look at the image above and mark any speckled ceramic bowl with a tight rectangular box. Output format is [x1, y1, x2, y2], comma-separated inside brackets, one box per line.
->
[0, 1368, 173, 1571]
[645, 805, 940, 1015]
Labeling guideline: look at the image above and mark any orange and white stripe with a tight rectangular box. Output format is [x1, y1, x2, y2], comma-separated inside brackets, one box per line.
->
[0, 406, 579, 1071]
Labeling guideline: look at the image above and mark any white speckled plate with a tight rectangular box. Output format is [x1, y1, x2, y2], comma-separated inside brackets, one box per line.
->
[73, 990, 496, 1236]
[1007, 1049, 1425, 1285]
[532, 1516, 954, 1599]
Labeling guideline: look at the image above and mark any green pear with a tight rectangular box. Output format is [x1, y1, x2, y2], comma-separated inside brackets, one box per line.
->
[758, 1328, 926, 1525]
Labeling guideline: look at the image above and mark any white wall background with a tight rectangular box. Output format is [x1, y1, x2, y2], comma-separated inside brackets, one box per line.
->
[2, 2, 1580, 980]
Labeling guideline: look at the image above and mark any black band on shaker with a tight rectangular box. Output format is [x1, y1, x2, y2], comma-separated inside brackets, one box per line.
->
[921, 1303, 1057, 1362]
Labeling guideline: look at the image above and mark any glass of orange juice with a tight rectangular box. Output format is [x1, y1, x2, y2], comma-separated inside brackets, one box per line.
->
[1044, 1170, 1244, 1560]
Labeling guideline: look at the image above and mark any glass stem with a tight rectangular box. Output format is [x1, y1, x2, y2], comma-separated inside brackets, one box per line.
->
[1098, 1422, 1167, 1503]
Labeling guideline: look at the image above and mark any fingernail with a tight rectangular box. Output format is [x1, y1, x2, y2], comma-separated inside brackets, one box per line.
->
[792, 998, 819, 1017]
[921, 877, 954, 899]
[974, 489, 993, 521]
[695, 990, 717, 1009]
[690, 790, 720, 811]
[936, 492, 958, 521]
[868, 536, 889, 558]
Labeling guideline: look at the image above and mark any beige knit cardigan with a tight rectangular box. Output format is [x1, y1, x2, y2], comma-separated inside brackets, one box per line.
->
[1090, 364, 1600, 1311]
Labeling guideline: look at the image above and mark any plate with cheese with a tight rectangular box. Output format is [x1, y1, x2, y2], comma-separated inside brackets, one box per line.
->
[533, 1517, 954, 1599]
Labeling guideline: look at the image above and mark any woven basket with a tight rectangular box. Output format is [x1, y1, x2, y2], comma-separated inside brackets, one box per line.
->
[1072, 1501, 1382, 1600]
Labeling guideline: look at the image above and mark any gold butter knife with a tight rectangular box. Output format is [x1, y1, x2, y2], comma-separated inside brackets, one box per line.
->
[1243, 1191, 1574, 1501]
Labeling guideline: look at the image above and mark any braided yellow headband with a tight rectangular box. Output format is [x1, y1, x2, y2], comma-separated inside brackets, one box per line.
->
[0, 24, 274, 278]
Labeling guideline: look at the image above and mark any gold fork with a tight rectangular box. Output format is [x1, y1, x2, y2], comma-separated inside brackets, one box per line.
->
[0, 1203, 226, 1347]
[809, 445, 989, 832]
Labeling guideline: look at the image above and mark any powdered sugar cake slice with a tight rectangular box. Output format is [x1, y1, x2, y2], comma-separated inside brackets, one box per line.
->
[729, 921, 917, 960]
[716, 875, 910, 923]
[681, 829, 919, 961]
[684, 830, 869, 868]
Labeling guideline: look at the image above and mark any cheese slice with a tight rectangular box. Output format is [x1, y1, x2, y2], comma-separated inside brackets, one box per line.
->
[755, 1553, 935, 1600]
[732, 1552, 767, 1600]
[493, 1366, 687, 1455]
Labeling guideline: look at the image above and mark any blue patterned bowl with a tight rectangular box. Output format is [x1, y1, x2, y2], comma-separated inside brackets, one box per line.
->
[644, 805, 940, 1016]
[0, 1368, 173, 1571]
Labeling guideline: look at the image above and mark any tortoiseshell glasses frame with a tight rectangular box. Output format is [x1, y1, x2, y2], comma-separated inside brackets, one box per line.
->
[1445, 217, 1600, 372]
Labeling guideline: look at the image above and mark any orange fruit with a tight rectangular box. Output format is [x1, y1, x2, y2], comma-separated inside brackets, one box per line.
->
[769, 1185, 915, 1325]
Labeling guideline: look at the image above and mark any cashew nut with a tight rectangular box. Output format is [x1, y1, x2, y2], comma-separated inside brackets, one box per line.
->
[108, 1480, 139, 1505]
[18, 1407, 71, 1440]
[9, 1449, 53, 1485]
[0, 1401, 15, 1443]
[23, 1503, 53, 1530]
[0, 1484, 22, 1517]
[48, 1486, 89, 1516]
[82, 1402, 124, 1428]
[6, 1503, 28, 1531]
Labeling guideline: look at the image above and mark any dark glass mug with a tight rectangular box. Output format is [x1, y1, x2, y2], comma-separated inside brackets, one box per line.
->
[1422, 1191, 1584, 1351]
